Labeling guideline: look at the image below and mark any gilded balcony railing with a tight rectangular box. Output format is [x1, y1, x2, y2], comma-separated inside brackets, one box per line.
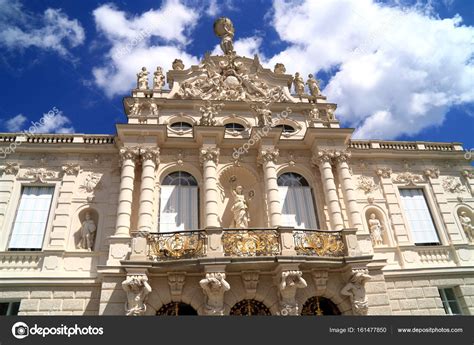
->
[146, 231, 206, 260]
[222, 229, 281, 257]
[293, 230, 345, 257]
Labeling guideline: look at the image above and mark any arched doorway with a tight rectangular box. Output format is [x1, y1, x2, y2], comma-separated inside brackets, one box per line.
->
[301, 296, 341, 315]
[156, 302, 197, 316]
[230, 299, 271, 316]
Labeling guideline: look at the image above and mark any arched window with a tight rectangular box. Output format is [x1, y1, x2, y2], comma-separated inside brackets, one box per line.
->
[230, 300, 271, 316]
[277, 172, 318, 229]
[274, 124, 295, 134]
[301, 296, 341, 315]
[170, 122, 193, 131]
[225, 123, 245, 132]
[156, 302, 197, 315]
[159, 172, 198, 232]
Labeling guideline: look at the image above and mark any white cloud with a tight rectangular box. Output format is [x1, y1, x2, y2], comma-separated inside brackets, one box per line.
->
[3, 112, 74, 134]
[0, 0, 85, 58]
[267, 0, 474, 139]
[211, 36, 263, 57]
[92, 1, 200, 97]
[5, 114, 27, 131]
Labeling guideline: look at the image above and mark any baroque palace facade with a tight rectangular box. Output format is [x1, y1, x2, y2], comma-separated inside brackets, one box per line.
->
[1, 18, 473, 316]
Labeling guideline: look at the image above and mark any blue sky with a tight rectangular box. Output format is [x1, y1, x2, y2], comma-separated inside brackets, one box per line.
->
[0, 0, 473, 150]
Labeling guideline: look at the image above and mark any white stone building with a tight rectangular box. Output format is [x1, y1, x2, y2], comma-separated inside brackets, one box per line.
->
[0, 18, 473, 316]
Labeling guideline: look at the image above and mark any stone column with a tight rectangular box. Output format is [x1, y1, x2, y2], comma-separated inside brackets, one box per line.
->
[258, 148, 281, 228]
[137, 147, 160, 233]
[335, 151, 363, 230]
[200, 147, 220, 229]
[312, 150, 344, 230]
[114, 147, 139, 237]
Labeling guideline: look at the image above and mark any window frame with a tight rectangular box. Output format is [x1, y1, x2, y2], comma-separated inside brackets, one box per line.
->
[4, 183, 58, 252]
[0, 301, 21, 316]
[277, 172, 320, 229]
[158, 171, 200, 232]
[398, 186, 442, 246]
[438, 288, 463, 315]
[169, 121, 193, 132]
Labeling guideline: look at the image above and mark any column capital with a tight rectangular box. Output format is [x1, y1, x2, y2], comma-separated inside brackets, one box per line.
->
[140, 147, 160, 165]
[334, 150, 352, 164]
[311, 149, 334, 166]
[119, 146, 140, 166]
[258, 148, 279, 164]
[199, 146, 219, 164]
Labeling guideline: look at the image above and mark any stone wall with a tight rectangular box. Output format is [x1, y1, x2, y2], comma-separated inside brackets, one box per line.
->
[385, 274, 474, 315]
[0, 285, 101, 315]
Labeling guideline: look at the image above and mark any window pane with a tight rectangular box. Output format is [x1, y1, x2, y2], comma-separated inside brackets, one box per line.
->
[159, 185, 198, 232]
[399, 189, 439, 244]
[9, 186, 54, 250]
[279, 186, 318, 229]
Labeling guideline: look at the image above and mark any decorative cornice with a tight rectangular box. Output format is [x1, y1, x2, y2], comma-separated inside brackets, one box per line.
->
[375, 167, 392, 178]
[258, 148, 279, 164]
[199, 147, 219, 164]
[62, 163, 80, 175]
[423, 168, 440, 179]
[392, 172, 424, 186]
[0, 162, 19, 175]
[20, 168, 60, 183]
[140, 147, 160, 165]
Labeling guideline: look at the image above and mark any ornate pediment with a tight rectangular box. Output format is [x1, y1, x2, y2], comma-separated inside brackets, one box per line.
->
[170, 53, 293, 103]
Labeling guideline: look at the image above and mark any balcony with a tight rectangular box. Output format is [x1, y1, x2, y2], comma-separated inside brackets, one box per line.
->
[129, 228, 359, 265]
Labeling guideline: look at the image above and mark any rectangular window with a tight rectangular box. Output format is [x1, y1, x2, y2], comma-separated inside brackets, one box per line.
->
[399, 188, 439, 245]
[8, 186, 54, 250]
[0, 301, 21, 315]
[278, 186, 318, 229]
[439, 288, 462, 315]
[159, 185, 198, 232]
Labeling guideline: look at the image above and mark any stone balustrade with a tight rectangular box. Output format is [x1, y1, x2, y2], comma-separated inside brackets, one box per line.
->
[0, 133, 115, 145]
[349, 140, 462, 152]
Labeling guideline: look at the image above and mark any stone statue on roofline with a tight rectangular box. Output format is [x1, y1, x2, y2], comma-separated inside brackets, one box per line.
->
[214, 17, 235, 55]
[293, 72, 305, 99]
[153, 66, 165, 90]
[306, 74, 321, 100]
[172, 59, 185, 70]
[136, 67, 149, 90]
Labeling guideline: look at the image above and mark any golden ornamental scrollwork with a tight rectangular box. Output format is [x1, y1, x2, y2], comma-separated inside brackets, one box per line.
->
[293, 230, 344, 257]
[147, 231, 206, 260]
[222, 230, 281, 257]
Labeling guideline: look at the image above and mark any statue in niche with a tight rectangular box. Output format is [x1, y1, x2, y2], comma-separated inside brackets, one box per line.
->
[279, 270, 307, 315]
[459, 211, 473, 242]
[136, 67, 149, 90]
[368, 213, 384, 246]
[306, 74, 321, 99]
[231, 185, 252, 228]
[293, 72, 305, 99]
[213, 17, 235, 55]
[307, 107, 320, 122]
[341, 271, 372, 315]
[199, 273, 230, 315]
[274, 63, 286, 74]
[129, 98, 142, 116]
[78, 212, 96, 251]
[153, 66, 165, 90]
[122, 275, 152, 316]
[148, 100, 159, 116]
[172, 58, 185, 70]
